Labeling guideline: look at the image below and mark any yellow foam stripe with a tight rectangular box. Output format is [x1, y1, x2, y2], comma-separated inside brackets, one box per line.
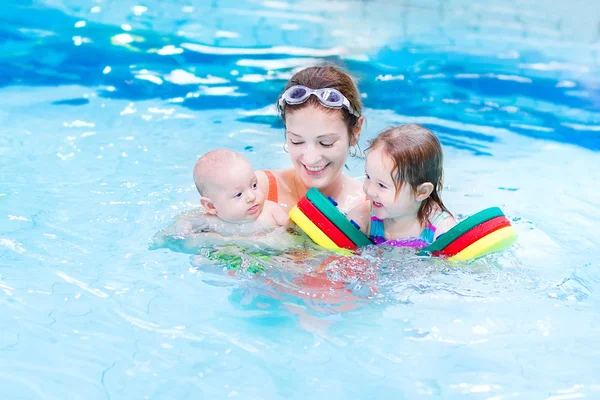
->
[449, 226, 517, 261]
[289, 206, 341, 251]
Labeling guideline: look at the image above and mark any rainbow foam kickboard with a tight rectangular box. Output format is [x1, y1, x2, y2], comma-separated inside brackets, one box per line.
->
[422, 207, 517, 261]
[289, 206, 341, 251]
[296, 197, 356, 250]
[289, 188, 372, 250]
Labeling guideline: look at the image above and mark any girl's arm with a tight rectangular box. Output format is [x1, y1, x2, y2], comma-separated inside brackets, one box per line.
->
[433, 214, 458, 240]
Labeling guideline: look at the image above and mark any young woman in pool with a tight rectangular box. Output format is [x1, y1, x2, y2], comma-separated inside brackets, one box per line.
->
[256, 64, 368, 214]
[163, 64, 369, 239]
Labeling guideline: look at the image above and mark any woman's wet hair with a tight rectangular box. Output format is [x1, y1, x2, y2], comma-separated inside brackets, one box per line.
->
[279, 64, 362, 139]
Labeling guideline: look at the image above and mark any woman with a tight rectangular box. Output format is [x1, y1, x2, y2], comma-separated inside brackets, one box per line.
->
[160, 64, 368, 240]
[257, 64, 368, 213]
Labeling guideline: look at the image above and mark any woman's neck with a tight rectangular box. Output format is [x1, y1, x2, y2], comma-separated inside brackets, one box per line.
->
[293, 172, 345, 202]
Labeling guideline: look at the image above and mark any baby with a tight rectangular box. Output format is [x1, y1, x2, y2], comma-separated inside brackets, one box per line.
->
[186, 149, 290, 236]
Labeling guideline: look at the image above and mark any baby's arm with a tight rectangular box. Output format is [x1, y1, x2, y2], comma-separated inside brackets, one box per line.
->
[264, 200, 292, 227]
[170, 211, 264, 237]
[158, 209, 208, 238]
[346, 201, 371, 235]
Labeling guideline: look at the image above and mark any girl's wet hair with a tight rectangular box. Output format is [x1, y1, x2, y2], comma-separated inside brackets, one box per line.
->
[278, 64, 362, 139]
[367, 124, 450, 225]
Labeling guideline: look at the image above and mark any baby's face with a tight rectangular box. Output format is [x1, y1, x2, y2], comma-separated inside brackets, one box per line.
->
[206, 158, 266, 223]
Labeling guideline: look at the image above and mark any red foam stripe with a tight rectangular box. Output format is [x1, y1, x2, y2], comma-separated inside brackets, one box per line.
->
[297, 197, 357, 250]
[437, 216, 511, 257]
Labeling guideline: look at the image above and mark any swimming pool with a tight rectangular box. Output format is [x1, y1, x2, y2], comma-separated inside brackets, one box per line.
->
[1, 0, 599, 398]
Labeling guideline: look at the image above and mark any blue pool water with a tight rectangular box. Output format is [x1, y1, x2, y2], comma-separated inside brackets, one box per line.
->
[1, 0, 600, 399]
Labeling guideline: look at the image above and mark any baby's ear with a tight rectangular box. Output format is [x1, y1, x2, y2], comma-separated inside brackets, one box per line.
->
[200, 197, 218, 215]
[415, 182, 434, 201]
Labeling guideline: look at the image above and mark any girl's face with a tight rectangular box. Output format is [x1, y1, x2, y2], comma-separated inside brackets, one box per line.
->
[363, 145, 419, 220]
[285, 105, 357, 190]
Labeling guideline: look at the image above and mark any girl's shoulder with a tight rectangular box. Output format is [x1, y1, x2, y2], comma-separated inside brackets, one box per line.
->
[428, 207, 457, 239]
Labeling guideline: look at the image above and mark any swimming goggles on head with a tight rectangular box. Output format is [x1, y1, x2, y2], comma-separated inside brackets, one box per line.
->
[277, 85, 360, 117]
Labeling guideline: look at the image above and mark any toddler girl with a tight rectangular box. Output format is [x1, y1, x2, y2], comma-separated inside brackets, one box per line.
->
[347, 124, 456, 248]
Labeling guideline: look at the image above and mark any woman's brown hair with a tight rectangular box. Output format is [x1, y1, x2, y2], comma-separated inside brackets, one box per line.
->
[278, 64, 362, 139]
[367, 124, 450, 226]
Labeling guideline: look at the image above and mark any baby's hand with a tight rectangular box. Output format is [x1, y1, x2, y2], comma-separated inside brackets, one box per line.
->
[264, 200, 292, 227]
[188, 217, 213, 234]
[173, 221, 194, 238]
[167, 214, 214, 238]
[191, 216, 266, 237]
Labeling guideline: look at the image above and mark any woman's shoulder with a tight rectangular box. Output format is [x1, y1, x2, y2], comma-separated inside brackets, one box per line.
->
[346, 199, 371, 235]
[257, 168, 296, 210]
[256, 169, 281, 191]
[339, 175, 368, 212]
[346, 199, 370, 220]
[343, 173, 364, 188]
[256, 168, 293, 183]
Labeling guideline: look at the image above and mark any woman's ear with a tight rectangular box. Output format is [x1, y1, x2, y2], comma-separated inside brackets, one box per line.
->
[200, 197, 218, 215]
[351, 116, 365, 146]
[415, 182, 434, 201]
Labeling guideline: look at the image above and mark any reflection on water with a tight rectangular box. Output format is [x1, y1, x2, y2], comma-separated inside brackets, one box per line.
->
[1, 0, 599, 151]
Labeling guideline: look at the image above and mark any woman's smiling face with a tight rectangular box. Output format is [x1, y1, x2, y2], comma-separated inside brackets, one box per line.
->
[285, 105, 355, 190]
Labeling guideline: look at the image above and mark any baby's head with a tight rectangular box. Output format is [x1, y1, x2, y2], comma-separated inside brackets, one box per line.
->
[193, 149, 265, 223]
[364, 124, 447, 224]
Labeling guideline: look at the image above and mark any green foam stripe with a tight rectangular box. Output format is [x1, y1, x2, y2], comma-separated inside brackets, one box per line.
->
[423, 207, 505, 253]
[305, 188, 373, 247]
